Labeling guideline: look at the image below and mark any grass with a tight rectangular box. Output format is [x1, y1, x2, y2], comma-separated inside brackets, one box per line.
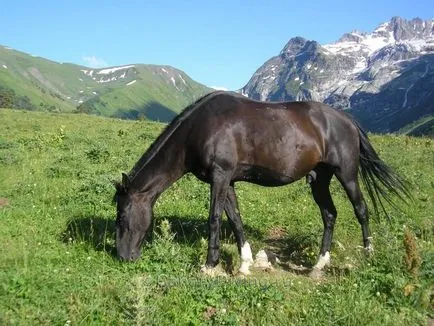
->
[0, 109, 433, 325]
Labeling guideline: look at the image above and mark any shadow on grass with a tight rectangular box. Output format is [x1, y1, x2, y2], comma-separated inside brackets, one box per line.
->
[61, 216, 117, 256]
[60, 215, 264, 257]
[264, 233, 320, 273]
[61, 214, 321, 275]
[161, 215, 264, 244]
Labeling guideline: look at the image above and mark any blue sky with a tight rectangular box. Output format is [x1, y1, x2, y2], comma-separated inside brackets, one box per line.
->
[1, 1, 433, 90]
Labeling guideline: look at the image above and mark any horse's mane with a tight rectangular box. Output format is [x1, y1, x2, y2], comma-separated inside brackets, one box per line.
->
[129, 91, 224, 180]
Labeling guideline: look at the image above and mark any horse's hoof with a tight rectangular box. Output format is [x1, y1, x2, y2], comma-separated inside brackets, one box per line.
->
[309, 268, 325, 280]
[364, 244, 374, 256]
[200, 264, 228, 277]
[238, 265, 251, 276]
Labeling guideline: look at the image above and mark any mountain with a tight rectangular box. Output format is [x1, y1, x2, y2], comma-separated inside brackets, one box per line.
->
[241, 17, 434, 133]
[0, 46, 211, 121]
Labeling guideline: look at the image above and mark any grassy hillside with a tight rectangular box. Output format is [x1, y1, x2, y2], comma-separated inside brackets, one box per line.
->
[0, 47, 79, 111]
[0, 109, 432, 325]
[400, 115, 434, 137]
[77, 65, 212, 120]
[0, 46, 211, 121]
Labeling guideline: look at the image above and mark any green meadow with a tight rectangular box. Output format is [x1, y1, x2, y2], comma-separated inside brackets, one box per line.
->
[0, 109, 433, 325]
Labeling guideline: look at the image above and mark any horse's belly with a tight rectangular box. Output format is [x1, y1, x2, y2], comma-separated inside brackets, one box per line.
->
[233, 164, 296, 187]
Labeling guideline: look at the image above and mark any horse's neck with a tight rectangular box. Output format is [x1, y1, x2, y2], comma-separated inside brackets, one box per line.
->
[132, 139, 186, 198]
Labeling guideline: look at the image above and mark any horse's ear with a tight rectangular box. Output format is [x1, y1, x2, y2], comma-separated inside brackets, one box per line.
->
[122, 173, 131, 188]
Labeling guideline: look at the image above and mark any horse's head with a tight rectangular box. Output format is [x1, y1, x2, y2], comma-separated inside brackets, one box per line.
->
[114, 173, 152, 261]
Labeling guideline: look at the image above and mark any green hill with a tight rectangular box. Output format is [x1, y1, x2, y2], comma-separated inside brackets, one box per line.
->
[0, 45, 211, 121]
[399, 115, 434, 137]
[0, 109, 432, 325]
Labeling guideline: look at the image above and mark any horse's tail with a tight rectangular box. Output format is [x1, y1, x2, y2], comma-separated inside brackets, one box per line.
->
[355, 122, 412, 218]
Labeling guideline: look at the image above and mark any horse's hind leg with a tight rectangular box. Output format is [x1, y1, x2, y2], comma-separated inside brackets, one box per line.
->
[225, 184, 253, 275]
[335, 167, 372, 254]
[309, 165, 336, 276]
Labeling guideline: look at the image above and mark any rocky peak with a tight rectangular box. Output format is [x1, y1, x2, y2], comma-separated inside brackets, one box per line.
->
[240, 16, 434, 133]
[280, 37, 308, 56]
[338, 31, 365, 43]
[280, 38, 323, 61]
[386, 17, 433, 41]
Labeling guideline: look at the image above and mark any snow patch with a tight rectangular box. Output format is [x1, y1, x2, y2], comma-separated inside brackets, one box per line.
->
[81, 69, 94, 77]
[170, 77, 182, 90]
[374, 22, 390, 33]
[179, 74, 187, 85]
[92, 91, 98, 95]
[161, 68, 168, 73]
[211, 86, 228, 91]
[352, 57, 367, 73]
[363, 33, 392, 55]
[324, 29, 393, 57]
[126, 80, 137, 86]
[265, 76, 276, 81]
[2, 65, 7, 69]
[97, 76, 118, 83]
[96, 65, 134, 75]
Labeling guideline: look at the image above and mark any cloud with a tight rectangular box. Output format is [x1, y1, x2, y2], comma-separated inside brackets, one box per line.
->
[82, 55, 108, 68]
[210, 86, 228, 91]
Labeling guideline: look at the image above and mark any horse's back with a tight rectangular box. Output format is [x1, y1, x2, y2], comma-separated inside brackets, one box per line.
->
[185, 93, 358, 184]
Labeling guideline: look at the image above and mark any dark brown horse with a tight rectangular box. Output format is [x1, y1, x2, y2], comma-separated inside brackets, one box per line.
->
[114, 91, 409, 275]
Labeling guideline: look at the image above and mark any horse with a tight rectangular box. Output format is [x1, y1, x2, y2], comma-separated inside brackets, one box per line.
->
[114, 90, 410, 276]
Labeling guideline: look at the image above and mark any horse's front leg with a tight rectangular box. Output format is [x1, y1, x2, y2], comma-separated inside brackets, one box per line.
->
[225, 184, 253, 275]
[201, 167, 231, 275]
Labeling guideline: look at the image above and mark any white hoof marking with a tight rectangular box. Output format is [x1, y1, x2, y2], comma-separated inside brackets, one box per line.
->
[238, 262, 251, 275]
[364, 244, 374, 255]
[238, 241, 253, 275]
[313, 251, 330, 270]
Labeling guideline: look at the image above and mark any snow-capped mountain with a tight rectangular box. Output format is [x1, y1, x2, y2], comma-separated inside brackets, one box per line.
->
[241, 17, 434, 133]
